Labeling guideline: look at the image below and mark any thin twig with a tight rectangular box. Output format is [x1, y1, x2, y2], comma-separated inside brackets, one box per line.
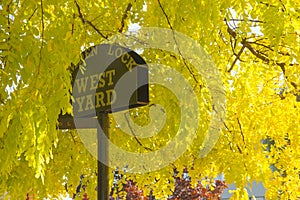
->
[124, 113, 153, 151]
[27, 7, 38, 22]
[119, 2, 134, 33]
[236, 144, 243, 154]
[37, 0, 45, 77]
[72, 13, 75, 35]
[227, 43, 246, 73]
[7, 0, 13, 26]
[228, 19, 265, 23]
[249, 41, 291, 56]
[226, 24, 292, 75]
[223, 121, 232, 132]
[259, 1, 276, 8]
[236, 118, 245, 145]
[74, 0, 108, 39]
[157, 0, 200, 85]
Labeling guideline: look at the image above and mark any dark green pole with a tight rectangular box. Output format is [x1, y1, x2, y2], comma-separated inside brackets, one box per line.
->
[97, 113, 109, 200]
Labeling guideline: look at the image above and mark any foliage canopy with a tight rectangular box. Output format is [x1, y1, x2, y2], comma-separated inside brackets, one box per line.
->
[0, 0, 300, 199]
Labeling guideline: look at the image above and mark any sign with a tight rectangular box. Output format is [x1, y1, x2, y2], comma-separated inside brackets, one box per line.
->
[72, 44, 149, 118]
[58, 44, 149, 200]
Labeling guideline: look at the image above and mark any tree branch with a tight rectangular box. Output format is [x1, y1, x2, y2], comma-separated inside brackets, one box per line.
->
[2, 0, 13, 71]
[72, 13, 75, 35]
[228, 18, 265, 23]
[259, 1, 277, 8]
[157, 0, 201, 86]
[0, 94, 5, 105]
[236, 118, 245, 145]
[227, 25, 299, 92]
[118, 2, 134, 33]
[124, 113, 153, 151]
[27, 7, 38, 22]
[227, 42, 246, 73]
[38, 0, 45, 77]
[7, 0, 13, 27]
[226, 24, 290, 75]
[249, 41, 291, 56]
[74, 0, 108, 39]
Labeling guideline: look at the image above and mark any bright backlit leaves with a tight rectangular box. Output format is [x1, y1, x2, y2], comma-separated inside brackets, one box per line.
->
[0, 0, 300, 199]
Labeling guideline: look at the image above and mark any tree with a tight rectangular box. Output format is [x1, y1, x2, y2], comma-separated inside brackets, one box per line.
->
[109, 167, 227, 199]
[1, 0, 300, 199]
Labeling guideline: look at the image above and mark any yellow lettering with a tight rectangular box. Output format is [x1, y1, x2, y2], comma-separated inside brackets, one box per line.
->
[91, 46, 97, 56]
[98, 73, 105, 88]
[125, 56, 137, 71]
[76, 96, 85, 112]
[85, 94, 94, 111]
[106, 89, 117, 106]
[107, 44, 114, 56]
[90, 74, 99, 90]
[107, 44, 125, 58]
[121, 52, 130, 64]
[95, 92, 105, 108]
[115, 47, 123, 57]
[75, 77, 89, 93]
[106, 69, 116, 86]
[85, 46, 97, 59]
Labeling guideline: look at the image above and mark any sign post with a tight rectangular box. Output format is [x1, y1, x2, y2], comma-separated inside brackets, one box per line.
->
[58, 43, 149, 199]
[97, 113, 110, 199]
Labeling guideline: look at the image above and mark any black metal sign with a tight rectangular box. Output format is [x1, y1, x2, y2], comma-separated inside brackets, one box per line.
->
[72, 44, 149, 118]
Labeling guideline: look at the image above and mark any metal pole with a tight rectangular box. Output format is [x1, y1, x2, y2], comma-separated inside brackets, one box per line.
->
[97, 113, 109, 200]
